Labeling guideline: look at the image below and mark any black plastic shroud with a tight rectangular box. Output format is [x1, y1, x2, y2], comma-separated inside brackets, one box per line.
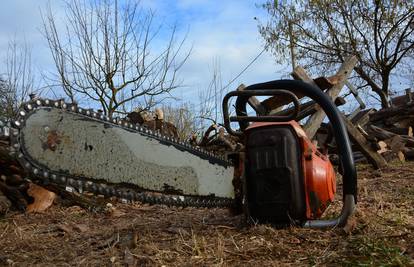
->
[245, 125, 306, 224]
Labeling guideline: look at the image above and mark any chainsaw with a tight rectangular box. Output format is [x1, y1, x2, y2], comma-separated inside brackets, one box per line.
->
[5, 79, 357, 228]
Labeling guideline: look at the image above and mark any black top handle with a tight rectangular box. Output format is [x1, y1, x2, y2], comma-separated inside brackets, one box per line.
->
[222, 89, 300, 136]
[222, 79, 357, 228]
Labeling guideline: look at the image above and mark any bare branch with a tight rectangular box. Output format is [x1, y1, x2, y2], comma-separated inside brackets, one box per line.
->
[42, 0, 189, 116]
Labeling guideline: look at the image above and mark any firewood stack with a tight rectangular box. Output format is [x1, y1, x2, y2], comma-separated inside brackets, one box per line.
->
[196, 124, 243, 155]
[0, 120, 29, 214]
[324, 89, 414, 164]
[365, 96, 414, 162]
[126, 108, 179, 139]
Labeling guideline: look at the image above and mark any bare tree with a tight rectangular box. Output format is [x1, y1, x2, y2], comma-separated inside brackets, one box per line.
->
[196, 59, 224, 130]
[0, 39, 35, 119]
[162, 103, 198, 140]
[160, 60, 226, 140]
[42, 0, 189, 116]
[259, 0, 414, 108]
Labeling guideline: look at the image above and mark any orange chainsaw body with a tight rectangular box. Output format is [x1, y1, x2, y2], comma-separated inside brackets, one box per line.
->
[223, 79, 357, 228]
[244, 121, 336, 222]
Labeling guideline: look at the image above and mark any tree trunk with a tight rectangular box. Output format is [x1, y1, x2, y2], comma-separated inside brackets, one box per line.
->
[354, 66, 390, 109]
[377, 90, 390, 109]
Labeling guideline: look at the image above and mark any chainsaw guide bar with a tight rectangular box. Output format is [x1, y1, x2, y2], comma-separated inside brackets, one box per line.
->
[8, 99, 236, 208]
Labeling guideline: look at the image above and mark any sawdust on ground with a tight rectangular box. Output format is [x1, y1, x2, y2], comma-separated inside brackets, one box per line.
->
[0, 162, 413, 266]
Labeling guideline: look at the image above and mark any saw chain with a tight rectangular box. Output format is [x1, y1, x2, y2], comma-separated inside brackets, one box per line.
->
[7, 98, 236, 209]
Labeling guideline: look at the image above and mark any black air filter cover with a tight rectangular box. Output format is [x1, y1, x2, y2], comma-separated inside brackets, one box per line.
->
[245, 125, 306, 225]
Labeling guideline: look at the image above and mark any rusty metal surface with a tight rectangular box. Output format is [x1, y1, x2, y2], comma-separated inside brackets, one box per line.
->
[18, 106, 234, 199]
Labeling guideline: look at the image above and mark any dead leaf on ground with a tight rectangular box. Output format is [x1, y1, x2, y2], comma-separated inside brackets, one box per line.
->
[26, 183, 56, 213]
[73, 223, 89, 233]
[343, 216, 358, 235]
[57, 224, 73, 234]
[106, 203, 126, 217]
[57, 223, 89, 234]
[66, 205, 86, 214]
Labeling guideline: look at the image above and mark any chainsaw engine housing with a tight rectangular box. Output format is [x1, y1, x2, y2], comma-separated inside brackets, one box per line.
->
[244, 121, 336, 225]
[223, 79, 357, 228]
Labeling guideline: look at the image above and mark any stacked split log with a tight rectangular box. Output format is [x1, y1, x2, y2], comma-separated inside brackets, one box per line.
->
[322, 101, 412, 164]
[126, 108, 179, 139]
[365, 102, 414, 162]
[0, 139, 30, 214]
[195, 124, 243, 156]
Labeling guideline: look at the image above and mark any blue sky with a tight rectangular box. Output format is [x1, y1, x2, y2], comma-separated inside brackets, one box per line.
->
[0, 0, 288, 106]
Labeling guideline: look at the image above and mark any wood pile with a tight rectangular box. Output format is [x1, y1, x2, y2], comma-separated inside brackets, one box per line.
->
[316, 92, 414, 165]
[365, 101, 414, 162]
[195, 124, 243, 155]
[126, 108, 179, 139]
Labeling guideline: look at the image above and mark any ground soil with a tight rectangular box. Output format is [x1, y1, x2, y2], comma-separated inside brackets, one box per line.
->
[0, 162, 413, 266]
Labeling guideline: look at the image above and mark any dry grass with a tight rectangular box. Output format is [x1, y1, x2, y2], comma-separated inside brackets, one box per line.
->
[0, 161, 413, 266]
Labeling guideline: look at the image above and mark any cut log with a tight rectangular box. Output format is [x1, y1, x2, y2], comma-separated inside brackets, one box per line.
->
[304, 56, 358, 139]
[291, 66, 320, 86]
[126, 111, 146, 125]
[376, 136, 406, 163]
[313, 75, 341, 90]
[199, 124, 218, 146]
[369, 103, 414, 122]
[271, 97, 346, 121]
[398, 151, 406, 163]
[350, 109, 376, 127]
[368, 125, 397, 140]
[368, 125, 414, 147]
[384, 115, 414, 127]
[142, 119, 179, 139]
[342, 116, 387, 169]
[217, 128, 237, 151]
[377, 141, 388, 154]
[236, 84, 267, 115]
[381, 127, 413, 136]
[262, 66, 321, 112]
[383, 135, 406, 153]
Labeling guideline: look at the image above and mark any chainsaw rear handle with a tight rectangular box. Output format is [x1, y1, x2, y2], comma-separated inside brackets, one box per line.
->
[222, 89, 300, 136]
[222, 79, 357, 229]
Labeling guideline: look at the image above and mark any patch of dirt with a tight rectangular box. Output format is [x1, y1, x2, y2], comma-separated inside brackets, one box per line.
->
[0, 162, 413, 266]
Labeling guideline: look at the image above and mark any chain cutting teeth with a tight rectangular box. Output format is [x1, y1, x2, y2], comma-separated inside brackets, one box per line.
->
[10, 97, 234, 208]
